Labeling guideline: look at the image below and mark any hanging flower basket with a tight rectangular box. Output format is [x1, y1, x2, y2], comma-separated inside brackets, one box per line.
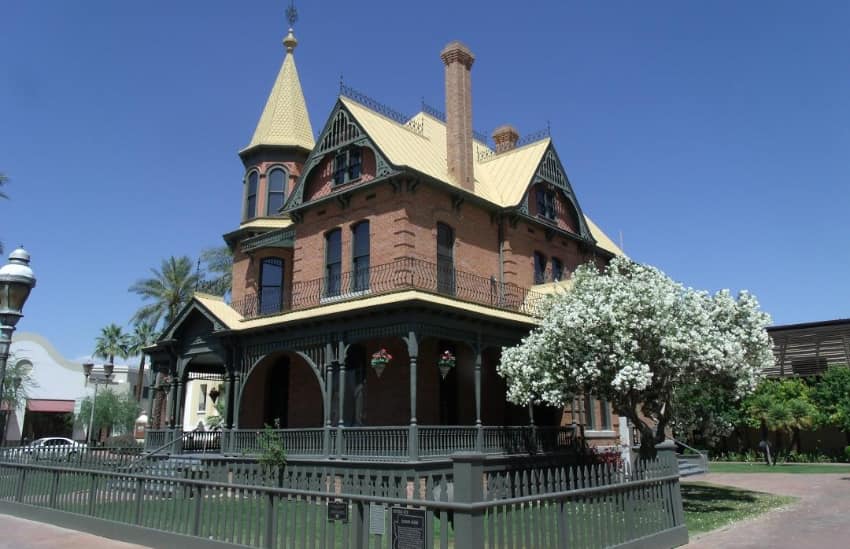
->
[209, 386, 221, 404]
[370, 348, 392, 378]
[438, 350, 456, 379]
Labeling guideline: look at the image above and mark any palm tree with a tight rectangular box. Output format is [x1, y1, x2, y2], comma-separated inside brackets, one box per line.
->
[127, 321, 159, 402]
[198, 246, 233, 297]
[93, 323, 130, 365]
[129, 256, 200, 328]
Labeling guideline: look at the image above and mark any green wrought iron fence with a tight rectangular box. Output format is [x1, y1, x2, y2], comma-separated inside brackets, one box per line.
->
[0, 446, 687, 549]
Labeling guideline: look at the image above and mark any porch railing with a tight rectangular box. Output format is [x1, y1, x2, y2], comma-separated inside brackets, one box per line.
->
[231, 257, 549, 320]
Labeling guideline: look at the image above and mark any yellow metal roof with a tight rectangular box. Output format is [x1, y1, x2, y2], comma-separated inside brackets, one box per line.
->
[341, 97, 622, 255]
[244, 44, 315, 152]
[584, 216, 624, 256]
[192, 290, 537, 333]
[238, 217, 294, 230]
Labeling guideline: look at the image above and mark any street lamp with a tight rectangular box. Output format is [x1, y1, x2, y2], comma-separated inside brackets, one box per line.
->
[82, 362, 116, 446]
[0, 247, 36, 448]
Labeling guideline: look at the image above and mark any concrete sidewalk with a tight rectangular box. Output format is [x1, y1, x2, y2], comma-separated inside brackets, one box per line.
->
[0, 514, 150, 549]
[683, 472, 850, 548]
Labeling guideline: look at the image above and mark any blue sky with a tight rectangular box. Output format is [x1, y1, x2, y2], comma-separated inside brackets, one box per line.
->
[1, 1, 848, 361]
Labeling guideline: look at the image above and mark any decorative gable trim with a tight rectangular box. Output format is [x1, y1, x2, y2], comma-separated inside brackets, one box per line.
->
[160, 297, 228, 342]
[284, 101, 398, 211]
[517, 144, 595, 243]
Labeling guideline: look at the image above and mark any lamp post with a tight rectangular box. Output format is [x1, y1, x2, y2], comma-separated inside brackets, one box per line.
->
[82, 362, 115, 446]
[0, 247, 36, 448]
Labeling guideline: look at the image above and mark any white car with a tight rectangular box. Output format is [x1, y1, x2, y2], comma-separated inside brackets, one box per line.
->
[23, 437, 86, 461]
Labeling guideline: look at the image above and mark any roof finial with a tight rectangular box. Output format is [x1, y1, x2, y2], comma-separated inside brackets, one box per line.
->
[283, 0, 298, 53]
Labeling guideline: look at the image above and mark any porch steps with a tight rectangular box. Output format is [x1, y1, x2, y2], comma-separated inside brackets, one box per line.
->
[677, 454, 708, 477]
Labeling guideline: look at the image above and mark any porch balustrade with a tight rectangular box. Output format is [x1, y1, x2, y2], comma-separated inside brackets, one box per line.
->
[232, 257, 548, 320]
[156, 425, 576, 461]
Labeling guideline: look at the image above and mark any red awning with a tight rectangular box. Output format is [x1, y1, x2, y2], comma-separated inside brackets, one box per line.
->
[26, 400, 75, 413]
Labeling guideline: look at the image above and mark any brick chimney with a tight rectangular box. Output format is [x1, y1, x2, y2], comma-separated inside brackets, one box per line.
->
[440, 41, 475, 191]
[492, 125, 519, 153]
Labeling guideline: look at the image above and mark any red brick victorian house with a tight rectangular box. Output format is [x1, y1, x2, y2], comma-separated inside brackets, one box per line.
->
[144, 26, 624, 460]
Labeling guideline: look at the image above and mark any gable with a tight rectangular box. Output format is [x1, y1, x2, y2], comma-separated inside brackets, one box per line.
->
[284, 101, 398, 211]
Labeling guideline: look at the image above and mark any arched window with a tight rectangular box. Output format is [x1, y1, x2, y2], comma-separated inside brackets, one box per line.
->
[244, 171, 259, 220]
[266, 167, 287, 216]
[259, 257, 284, 315]
[437, 223, 455, 295]
[325, 229, 342, 297]
[352, 221, 370, 292]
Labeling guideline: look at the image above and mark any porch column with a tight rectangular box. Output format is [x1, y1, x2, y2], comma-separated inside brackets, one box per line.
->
[406, 332, 420, 461]
[528, 402, 537, 453]
[167, 376, 178, 428]
[223, 371, 235, 454]
[145, 368, 157, 428]
[232, 372, 242, 429]
[474, 347, 483, 453]
[336, 359, 345, 457]
[324, 343, 334, 458]
[175, 379, 186, 431]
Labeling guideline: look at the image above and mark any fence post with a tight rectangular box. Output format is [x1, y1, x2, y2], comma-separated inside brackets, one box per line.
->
[48, 470, 60, 508]
[451, 453, 485, 549]
[192, 485, 204, 537]
[655, 440, 686, 527]
[264, 492, 276, 548]
[134, 477, 144, 525]
[87, 473, 98, 515]
[351, 500, 366, 549]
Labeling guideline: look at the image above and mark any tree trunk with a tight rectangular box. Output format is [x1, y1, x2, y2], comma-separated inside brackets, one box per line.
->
[637, 425, 659, 460]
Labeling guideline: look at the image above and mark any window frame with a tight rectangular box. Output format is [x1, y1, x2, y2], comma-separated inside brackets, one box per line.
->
[436, 222, 456, 295]
[198, 383, 208, 413]
[259, 257, 285, 314]
[536, 187, 556, 221]
[533, 251, 547, 284]
[265, 166, 288, 216]
[351, 220, 370, 292]
[333, 147, 363, 186]
[551, 257, 563, 282]
[325, 228, 343, 297]
[244, 170, 259, 220]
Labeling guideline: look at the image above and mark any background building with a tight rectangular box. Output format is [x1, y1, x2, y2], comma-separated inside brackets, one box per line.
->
[6, 332, 143, 443]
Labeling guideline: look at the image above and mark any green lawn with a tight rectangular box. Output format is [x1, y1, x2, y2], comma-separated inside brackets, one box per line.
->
[682, 482, 795, 535]
[709, 462, 850, 474]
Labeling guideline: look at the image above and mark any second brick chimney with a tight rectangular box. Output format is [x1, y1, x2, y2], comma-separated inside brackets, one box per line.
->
[492, 125, 519, 153]
[440, 41, 475, 192]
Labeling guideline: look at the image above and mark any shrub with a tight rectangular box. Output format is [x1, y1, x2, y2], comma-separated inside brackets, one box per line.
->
[844, 446, 850, 463]
[258, 420, 287, 486]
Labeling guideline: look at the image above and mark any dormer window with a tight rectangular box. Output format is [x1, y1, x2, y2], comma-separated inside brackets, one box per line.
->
[333, 147, 362, 185]
[536, 188, 556, 221]
[244, 171, 259, 220]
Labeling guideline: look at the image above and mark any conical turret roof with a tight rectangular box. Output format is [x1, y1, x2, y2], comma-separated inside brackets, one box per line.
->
[243, 29, 314, 153]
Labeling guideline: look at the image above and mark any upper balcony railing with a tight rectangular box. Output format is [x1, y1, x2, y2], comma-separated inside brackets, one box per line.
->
[232, 257, 549, 320]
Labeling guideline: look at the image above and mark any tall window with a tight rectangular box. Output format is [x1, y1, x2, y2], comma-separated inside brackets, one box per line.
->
[533, 252, 547, 284]
[352, 221, 370, 292]
[259, 258, 285, 314]
[551, 257, 563, 282]
[536, 188, 556, 220]
[437, 223, 455, 295]
[600, 398, 612, 430]
[266, 167, 287, 215]
[584, 395, 597, 430]
[325, 229, 342, 297]
[333, 148, 362, 185]
[245, 171, 259, 220]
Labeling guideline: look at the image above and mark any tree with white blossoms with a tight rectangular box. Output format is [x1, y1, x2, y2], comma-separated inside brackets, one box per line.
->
[498, 257, 774, 460]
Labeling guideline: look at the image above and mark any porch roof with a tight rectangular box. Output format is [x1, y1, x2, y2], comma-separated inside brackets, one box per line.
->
[194, 289, 538, 333]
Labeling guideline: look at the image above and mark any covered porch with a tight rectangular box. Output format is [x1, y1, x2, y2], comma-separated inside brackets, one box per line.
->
[144, 291, 580, 461]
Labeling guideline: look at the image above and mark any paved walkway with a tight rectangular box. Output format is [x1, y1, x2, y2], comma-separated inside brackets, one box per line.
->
[683, 472, 850, 548]
[0, 514, 149, 549]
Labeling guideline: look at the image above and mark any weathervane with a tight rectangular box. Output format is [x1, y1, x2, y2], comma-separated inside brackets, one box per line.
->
[286, 0, 298, 28]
